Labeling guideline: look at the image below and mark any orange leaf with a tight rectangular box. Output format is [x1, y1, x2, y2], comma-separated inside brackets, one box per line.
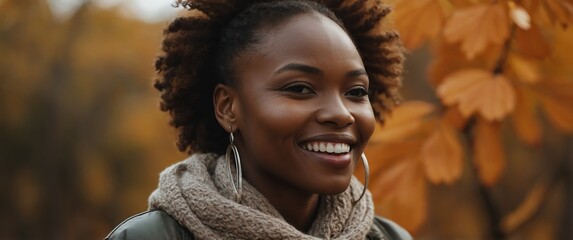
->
[508, 54, 541, 84]
[394, 0, 446, 50]
[512, 89, 542, 145]
[426, 39, 497, 87]
[537, 77, 573, 103]
[539, 95, 573, 133]
[427, 40, 470, 86]
[542, 0, 573, 27]
[473, 119, 506, 186]
[535, 77, 573, 133]
[372, 157, 427, 234]
[421, 123, 464, 185]
[365, 139, 425, 174]
[371, 101, 435, 143]
[444, 3, 510, 59]
[501, 182, 548, 233]
[437, 69, 516, 121]
[550, 27, 573, 74]
[515, 23, 551, 60]
[443, 106, 468, 130]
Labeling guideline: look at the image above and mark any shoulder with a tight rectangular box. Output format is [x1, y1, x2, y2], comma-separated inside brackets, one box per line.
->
[368, 216, 413, 240]
[104, 209, 194, 240]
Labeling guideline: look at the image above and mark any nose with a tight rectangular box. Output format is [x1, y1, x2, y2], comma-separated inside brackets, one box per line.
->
[316, 95, 355, 128]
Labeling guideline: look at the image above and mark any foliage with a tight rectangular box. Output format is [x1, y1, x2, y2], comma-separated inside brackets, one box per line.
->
[2, 0, 573, 239]
[365, 0, 573, 237]
[0, 1, 186, 239]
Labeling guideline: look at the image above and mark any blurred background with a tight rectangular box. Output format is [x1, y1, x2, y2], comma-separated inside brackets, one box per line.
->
[1, 0, 572, 239]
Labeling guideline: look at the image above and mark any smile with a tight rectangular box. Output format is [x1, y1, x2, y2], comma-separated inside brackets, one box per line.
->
[301, 142, 351, 154]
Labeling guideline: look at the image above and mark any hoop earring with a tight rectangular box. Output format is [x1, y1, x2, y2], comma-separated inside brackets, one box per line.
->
[226, 131, 243, 202]
[353, 153, 370, 204]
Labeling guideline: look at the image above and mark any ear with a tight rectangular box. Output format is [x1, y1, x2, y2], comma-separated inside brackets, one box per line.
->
[213, 84, 239, 132]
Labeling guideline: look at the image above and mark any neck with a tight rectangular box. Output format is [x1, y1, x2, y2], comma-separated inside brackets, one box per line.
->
[267, 186, 320, 232]
[244, 169, 320, 232]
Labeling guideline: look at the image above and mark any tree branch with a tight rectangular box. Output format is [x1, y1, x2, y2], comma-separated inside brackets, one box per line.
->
[493, 25, 517, 75]
[559, 137, 573, 239]
[461, 118, 505, 239]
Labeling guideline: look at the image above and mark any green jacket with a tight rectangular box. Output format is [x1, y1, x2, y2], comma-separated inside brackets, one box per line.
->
[105, 209, 412, 240]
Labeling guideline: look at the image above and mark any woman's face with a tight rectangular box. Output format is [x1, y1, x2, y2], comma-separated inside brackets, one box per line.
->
[230, 13, 375, 196]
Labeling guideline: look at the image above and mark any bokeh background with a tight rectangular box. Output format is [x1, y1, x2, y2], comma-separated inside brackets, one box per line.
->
[1, 0, 572, 239]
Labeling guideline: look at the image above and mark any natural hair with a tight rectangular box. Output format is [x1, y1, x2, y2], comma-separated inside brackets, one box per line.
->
[154, 0, 404, 155]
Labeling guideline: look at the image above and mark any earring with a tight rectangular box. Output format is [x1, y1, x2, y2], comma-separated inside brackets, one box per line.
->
[226, 130, 243, 202]
[353, 153, 370, 205]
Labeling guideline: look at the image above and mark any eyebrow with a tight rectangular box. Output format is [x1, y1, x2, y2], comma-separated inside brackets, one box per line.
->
[275, 63, 323, 75]
[346, 69, 367, 78]
[275, 63, 367, 78]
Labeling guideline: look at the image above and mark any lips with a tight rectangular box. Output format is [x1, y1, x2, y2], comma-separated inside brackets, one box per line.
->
[301, 142, 351, 154]
[298, 134, 356, 169]
[298, 133, 356, 156]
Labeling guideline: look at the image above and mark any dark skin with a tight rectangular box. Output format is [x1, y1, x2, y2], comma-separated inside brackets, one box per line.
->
[214, 13, 375, 231]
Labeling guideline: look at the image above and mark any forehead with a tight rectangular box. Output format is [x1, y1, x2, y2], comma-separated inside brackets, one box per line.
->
[232, 12, 363, 81]
[256, 13, 359, 60]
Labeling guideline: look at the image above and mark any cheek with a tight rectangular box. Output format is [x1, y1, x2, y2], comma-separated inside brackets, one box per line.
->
[243, 98, 311, 141]
[355, 105, 376, 143]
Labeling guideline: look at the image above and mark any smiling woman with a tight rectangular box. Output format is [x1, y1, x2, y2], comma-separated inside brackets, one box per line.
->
[217, 13, 376, 213]
[105, 0, 410, 239]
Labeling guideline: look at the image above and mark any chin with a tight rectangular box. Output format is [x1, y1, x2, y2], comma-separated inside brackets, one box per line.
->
[316, 176, 352, 195]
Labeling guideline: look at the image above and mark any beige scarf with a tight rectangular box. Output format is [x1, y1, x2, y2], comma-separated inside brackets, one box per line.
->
[148, 153, 374, 240]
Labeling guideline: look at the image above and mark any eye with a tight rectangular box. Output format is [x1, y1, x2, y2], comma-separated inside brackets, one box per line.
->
[282, 83, 315, 95]
[346, 86, 368, 98]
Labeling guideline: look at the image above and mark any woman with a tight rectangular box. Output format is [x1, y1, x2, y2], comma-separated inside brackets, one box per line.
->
[106, 0, 410, 239]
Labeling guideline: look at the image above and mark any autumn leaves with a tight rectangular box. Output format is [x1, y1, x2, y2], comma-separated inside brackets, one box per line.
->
[438, 69, 515, 121]
[365, 0, 573, 234]
[444, 3, 509, 59]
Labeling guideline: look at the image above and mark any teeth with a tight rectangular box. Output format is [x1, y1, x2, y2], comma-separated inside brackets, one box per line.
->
[302, 141, 351, 154]
[334, 143, 342, 153]
[326, 143, 334, 153]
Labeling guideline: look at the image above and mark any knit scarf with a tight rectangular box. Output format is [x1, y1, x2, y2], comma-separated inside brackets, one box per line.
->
[148, 153, 374, 240]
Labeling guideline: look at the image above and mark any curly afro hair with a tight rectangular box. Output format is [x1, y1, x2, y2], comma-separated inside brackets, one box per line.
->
[154, 0, 404, 155]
